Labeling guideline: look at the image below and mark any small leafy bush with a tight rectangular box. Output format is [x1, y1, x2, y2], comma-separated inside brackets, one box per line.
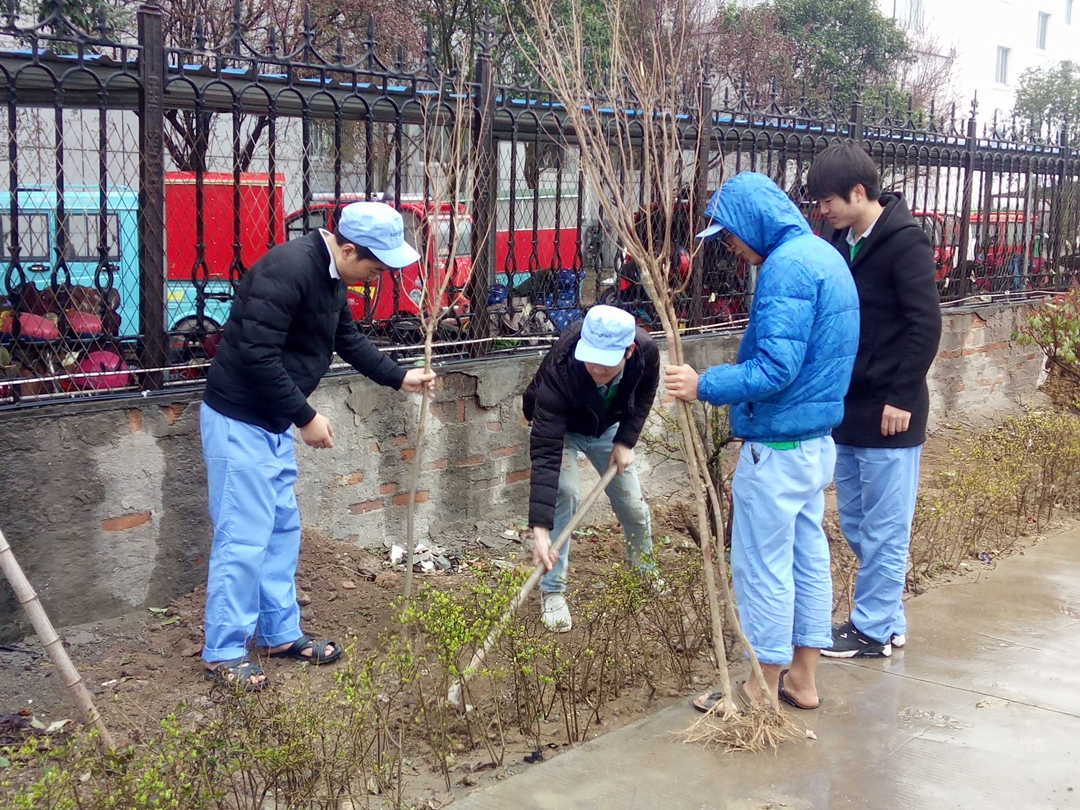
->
[2, 556, 711, 809]
[1016, 287, 1080, 384]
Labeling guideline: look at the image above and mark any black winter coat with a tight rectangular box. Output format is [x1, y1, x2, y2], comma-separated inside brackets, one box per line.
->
[828, 194, 942, 448]
[204, 230, 406, 433]
[522, 322, 660, 529]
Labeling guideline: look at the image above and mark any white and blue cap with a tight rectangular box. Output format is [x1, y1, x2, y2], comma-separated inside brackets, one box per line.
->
[695, 187, 728, 241]
[337, 202, 421, 268]
[574, 305, 636, 366]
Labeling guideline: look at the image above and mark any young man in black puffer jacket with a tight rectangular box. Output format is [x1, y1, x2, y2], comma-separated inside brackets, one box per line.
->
[200, 202, 435, 690]
[808, 141, 942, 660]
[523, 304, 660, 632]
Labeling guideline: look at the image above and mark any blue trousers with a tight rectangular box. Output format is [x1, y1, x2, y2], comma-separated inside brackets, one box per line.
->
[834, 444, 922, 644]
[730, 437, 836, 666]
[541, 423, 653, 594]
[200, 402, 302, 663]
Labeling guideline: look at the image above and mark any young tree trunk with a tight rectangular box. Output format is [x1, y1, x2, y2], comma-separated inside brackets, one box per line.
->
[403, 340, 434, 602]
[646, 285, 772, 712]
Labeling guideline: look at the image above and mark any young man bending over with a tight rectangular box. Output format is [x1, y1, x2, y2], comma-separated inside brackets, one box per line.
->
[524, 304, 660, 632]
[200, 202, 435, 690]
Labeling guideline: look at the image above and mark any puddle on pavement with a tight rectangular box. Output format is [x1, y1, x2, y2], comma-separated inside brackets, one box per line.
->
[897, 707, 968, 731]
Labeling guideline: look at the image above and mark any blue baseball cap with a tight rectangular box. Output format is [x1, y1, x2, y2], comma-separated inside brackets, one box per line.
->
[337, 202, 421, 268]
[574, 305, 636, 366]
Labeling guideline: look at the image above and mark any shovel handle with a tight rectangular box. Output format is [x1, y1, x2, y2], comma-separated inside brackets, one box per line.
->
[455, 463, 619, 691]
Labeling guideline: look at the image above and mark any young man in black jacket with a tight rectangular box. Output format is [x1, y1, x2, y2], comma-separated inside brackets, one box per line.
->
[808, 141, 942, 658]
[200, 202, 435, 689]
[523, 304, 659, 632]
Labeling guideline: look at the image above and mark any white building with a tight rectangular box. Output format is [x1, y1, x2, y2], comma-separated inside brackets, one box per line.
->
[884, 0, 1080, 123]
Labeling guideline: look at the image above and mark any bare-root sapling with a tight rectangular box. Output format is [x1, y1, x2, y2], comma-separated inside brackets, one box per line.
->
[515, 0, 784, 740]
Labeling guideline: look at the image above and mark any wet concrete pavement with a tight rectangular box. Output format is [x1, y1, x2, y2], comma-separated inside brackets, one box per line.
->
[455, 528, 1080, 810]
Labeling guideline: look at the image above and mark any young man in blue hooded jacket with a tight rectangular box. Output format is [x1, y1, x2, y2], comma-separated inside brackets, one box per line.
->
[665, 173, 860, 711]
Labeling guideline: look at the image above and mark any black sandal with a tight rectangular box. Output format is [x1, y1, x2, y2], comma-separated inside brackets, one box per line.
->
[778, 669, 820, 710]
[692, 690, 725, 713]
[204, 654, 267, 692]
[692, 682, 754, 713]
[266, 633, 342, 665]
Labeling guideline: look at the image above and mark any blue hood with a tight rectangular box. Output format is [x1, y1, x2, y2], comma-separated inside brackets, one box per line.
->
[704, 173, 811, 259]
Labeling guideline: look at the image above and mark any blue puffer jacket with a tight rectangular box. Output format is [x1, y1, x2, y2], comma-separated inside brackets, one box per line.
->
[697, 173, 860, 442]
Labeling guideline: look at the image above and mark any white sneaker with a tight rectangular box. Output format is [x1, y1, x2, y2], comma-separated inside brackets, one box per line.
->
[892, 633, 907, 649]
[541, 592, 572, 633]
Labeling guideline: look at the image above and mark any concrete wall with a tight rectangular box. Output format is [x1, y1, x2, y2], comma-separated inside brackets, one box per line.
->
[0, 302, 1047, 639]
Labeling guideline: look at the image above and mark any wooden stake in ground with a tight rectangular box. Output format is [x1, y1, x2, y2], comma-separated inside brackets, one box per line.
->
[0, 525, 115, 749]
[447, 464, 619, 709]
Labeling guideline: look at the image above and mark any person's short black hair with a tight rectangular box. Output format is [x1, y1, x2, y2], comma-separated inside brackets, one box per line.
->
[807, 140, 882, 203]
[333, 227, 378, 262]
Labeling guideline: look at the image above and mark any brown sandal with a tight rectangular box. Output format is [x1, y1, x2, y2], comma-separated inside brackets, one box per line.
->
[692, 682, 754, 713]
[692, 690, 725, 713]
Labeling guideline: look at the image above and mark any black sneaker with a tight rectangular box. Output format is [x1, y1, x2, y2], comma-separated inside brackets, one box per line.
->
[821, 620, 892, 659]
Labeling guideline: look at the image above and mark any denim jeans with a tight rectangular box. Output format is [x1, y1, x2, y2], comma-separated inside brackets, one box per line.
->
[730, 436, 836, 666]
[200, 402, 303, 663]
[540, 423, 653, 594]
[834, 444, 922, 644]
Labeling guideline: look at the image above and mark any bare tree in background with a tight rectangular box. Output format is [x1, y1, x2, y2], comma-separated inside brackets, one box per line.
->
[895, 27, 960, 114]
[701, 2, 799, 104]
[157, 0, 424, 176]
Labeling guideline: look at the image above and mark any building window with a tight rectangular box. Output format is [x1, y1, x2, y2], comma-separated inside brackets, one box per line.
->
[1067, 0, 1073, 25]
[995, 46, 1011, 84]
[1036, 11, 1050, 49]
[893, 0, 925, 30]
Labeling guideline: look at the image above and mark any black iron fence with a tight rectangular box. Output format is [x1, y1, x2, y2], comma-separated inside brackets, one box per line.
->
[1, 2, 1079, 407]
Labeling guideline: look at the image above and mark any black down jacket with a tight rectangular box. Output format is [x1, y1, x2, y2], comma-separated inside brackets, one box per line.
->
[204, 230, 405, 433]
[522, 321, 659, 529]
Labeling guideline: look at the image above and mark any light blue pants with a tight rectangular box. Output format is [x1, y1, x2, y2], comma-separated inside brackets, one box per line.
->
[834, 444, 922, 644]
[200, 402, 303, 663]
[541, 423, 653, 594]
[730, 436, 836, 666]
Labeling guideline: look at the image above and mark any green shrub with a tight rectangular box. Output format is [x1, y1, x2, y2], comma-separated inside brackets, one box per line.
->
[1016, 287, 1080, 388]
[911, 410, 1080, 578]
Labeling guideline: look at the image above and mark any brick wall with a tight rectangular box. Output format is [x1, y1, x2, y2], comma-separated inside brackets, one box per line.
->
[927, 304, 1046, 426]
[294, 358, 543, 546]
[0, 302, 1048, 637]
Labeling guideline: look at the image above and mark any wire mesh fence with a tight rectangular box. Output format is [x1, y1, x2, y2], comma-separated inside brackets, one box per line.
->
[1, 3, 1079, 407]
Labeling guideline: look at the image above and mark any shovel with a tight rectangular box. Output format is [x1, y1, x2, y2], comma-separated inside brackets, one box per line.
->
[0, 525, 115, 748]
[448, 463, 618, 709]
